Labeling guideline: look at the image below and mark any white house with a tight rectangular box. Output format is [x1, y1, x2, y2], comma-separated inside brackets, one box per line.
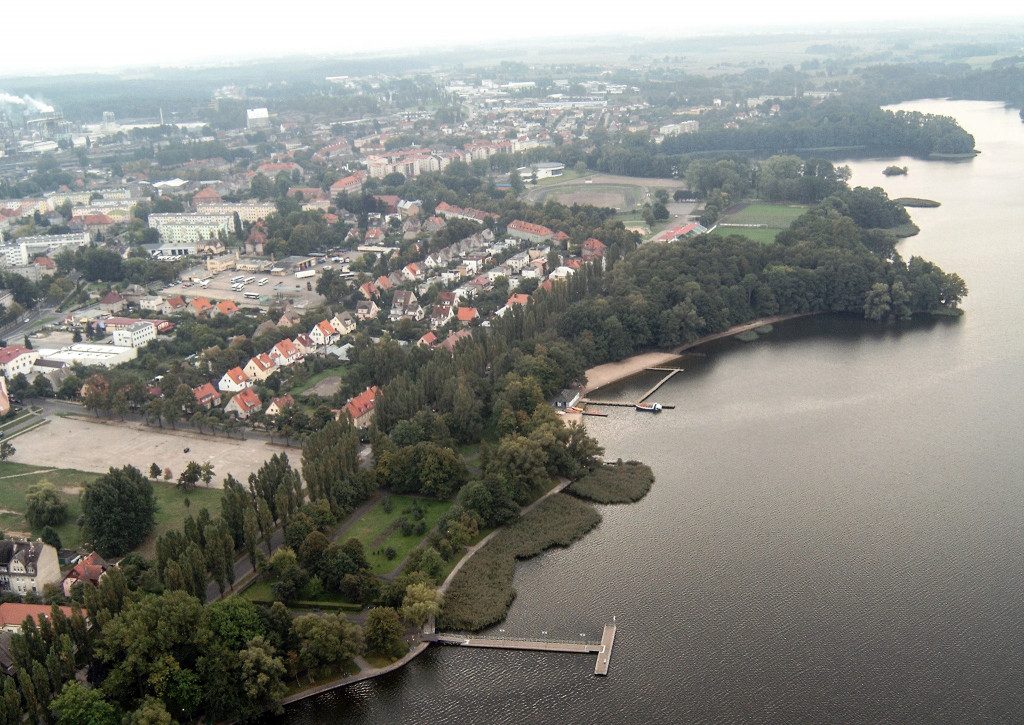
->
[218, 366, 251, 392]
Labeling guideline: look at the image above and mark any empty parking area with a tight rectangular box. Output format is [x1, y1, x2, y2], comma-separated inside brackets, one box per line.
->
[11, 414, 298, 485]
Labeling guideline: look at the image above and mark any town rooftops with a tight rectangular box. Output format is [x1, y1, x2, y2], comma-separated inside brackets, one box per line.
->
[344, 385, 379, 420]
[0, 346, 34, 364]
[0, 603, 74, 630]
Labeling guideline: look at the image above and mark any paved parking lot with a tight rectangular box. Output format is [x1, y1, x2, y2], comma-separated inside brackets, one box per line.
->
[161, 267, 326, 311]
[11, 414, 300, 486]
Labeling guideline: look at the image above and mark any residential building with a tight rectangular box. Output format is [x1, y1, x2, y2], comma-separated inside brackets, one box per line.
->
[344, 386, 379, 429]
[224, 388, 262, 419]
[355, 300, 379, 321]
[60, 552, 107, 597]
[193, 383, 221, 409]
[0, 539, 60, 596]
[148, 213, 232, 244]
[389, 290, 424, 321]
[293, 333, 316, 356]
[269, 339, 302, 367]
[189, 297, 213, 317]
[218, 367, 251, 392]
[0, 346, 41, 379]
[507, 220, 555, 244]
[309, 320, 339, 347]
[0, 603, 74, 634]
[215, 300, 238, 317]
[244, 353, 277, 382]
[331, 312, 357, 336]
[266, 394, 295, 417]
[161, 296, 187, 316]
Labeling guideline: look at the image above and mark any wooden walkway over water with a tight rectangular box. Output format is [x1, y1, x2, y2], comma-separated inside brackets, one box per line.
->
[579, 367, 683, 411]
[430, 624, 617, 676]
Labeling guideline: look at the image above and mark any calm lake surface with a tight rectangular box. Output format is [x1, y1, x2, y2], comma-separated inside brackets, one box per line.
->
[278, 100, 1024, 724]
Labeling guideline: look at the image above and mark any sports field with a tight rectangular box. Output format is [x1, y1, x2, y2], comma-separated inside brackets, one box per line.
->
[712, 202, 808, 244]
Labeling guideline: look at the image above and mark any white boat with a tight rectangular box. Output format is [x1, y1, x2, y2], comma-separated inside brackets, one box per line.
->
[635, 402, 663, 412]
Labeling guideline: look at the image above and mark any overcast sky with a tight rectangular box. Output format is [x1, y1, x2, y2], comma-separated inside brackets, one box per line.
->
[2, 0, 1022, 77]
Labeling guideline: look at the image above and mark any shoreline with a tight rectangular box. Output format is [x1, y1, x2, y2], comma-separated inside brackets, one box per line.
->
[582, 313, 819, 395]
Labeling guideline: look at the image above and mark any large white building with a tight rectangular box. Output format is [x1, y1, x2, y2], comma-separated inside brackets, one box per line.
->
[197, 202, 277, 223]
[112, 321, 157, 348]
[37, 343, 137, 368]
[148, 213, 232, 244]
[0, 232, 90, 266]
[0, 346, 41, 379]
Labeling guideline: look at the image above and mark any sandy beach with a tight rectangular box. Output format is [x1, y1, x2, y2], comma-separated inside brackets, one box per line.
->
[582, 313, 817, 395]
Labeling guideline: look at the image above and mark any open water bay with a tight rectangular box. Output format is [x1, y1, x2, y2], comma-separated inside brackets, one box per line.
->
[277, 100, 1024, 724]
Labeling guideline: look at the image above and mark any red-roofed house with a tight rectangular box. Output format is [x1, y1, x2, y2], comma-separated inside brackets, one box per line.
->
[417, 331, 437, 347]
[98, 291, 126, 313]
[457, 306, 479, 323]
[293, 333, 316, 355]
[506, 293, 530, 307]
[344, 386, 379, 428]
[402, 263, 423, 281]
[215, 300, 238, 317]
[224, 388, 262, 419]
[309, 320, 339, 347]
[373, 195, 400, 214]
[193, 382, 222, 409]
[582, 238, 607, 264]
[359, 282, 378, 300]
[270, 338, 302, 367]
[61, 552, 108, 597]
[0, 346, 41, 379]
[218, 366, 251, 393]
[0, 603, 74, 634]
[266, 394, 295, 417]
[438, 329, 473, 354]
[161, 296, 187, 316]
[375, 276, 393, 292]
[330, 171, 366, 196]
[189, 297, 213, 317]
[244, 353, 277, 382]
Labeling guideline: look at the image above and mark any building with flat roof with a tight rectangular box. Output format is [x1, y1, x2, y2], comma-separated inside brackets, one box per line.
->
[0, 232, 89, 266]
[112, 321, 157, 348]
[148, 213, 232, 244]
[38, 343, 137, 368]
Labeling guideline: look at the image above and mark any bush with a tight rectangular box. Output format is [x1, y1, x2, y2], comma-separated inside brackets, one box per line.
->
[384, 546, 397, 560]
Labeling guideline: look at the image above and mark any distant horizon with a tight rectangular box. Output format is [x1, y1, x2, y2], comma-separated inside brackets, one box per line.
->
[2, 3, 1023, 80]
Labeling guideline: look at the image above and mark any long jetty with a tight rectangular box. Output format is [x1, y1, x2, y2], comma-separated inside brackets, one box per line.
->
[638, 368, 682, 403]
[430, 624, 617, 676]
[579, 367, 683, 411]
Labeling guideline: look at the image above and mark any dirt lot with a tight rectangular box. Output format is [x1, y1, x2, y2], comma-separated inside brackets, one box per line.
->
[11, 415, 300, 486]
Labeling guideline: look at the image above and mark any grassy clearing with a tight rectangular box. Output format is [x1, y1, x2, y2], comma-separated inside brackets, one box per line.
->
[140, 483, 225, 556]
[359, 496, 452, 575]
[722, 203, 807, 227]
[568, 462, 654, 504]
[290, 367, 346, 397]
[0, 461, 96, 548]
[713, 227, 780, 245]
[438, 494, 601, 631]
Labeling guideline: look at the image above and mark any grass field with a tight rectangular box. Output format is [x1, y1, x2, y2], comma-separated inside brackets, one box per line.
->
[533, 183, 641, 211]
[291, 367, 346, 397]
[712, 202, 808, 245]
[344, 495, 453, 575]
[0, 461, 222, 555]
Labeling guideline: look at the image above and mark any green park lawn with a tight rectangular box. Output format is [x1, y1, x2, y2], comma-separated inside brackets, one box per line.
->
[0, 461, 221, 555]
[712, 202, 809, 245]
[712, 226, 783, 245]
[345, 495, 453, 575]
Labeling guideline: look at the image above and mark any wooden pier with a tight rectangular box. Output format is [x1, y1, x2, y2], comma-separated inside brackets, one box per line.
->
[637, 368, 682, 403]
[431, 624, 617, 676]
[580, 399, 677, 410]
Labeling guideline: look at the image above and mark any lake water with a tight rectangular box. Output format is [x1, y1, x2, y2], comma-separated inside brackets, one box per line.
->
[277, 100, 1024, 724]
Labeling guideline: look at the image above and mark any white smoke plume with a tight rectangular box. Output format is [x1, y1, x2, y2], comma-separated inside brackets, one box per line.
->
[23, 96, 55, 113]
[0, 92, 56, 113]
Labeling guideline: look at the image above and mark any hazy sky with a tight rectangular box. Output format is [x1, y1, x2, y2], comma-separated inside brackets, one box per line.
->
[2, 0, 1023, 77]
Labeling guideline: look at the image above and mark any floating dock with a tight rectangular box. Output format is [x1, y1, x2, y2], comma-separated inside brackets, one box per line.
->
[580, 399, 677, 409]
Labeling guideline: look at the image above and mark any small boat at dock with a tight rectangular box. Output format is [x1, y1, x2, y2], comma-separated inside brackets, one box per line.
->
[635, 402, 663, 412]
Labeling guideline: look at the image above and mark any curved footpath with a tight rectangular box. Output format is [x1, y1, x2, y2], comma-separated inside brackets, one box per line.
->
[280, 478, 573, 706]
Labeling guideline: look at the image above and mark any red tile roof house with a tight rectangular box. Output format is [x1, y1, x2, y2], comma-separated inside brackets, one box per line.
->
[218, 366, 251, 392]
[417, 331, 437, 347]
[161, 296, 187, 316]
[506, 293, 530, 307]
[224, 388, 262, 419]
[309, 320, 340, 347]
[193, 382, 222, 409]
[98, 291, 126, 313]
[189, 297, 214, 317]
[215, 300, 238, 317]
[344, 386, 379, 429]
[244, 353, 278, 382]
[266, 394, 295, 418]
[457, 306, 479, 323]
[0, 603, 74, 634]
[270, 338, 303, 367]
[61, 552, 108, 597]
[293, 333, 317, 355]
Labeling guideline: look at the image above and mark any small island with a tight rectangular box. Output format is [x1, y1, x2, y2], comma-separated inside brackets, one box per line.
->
[883, 165, 909, 176]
